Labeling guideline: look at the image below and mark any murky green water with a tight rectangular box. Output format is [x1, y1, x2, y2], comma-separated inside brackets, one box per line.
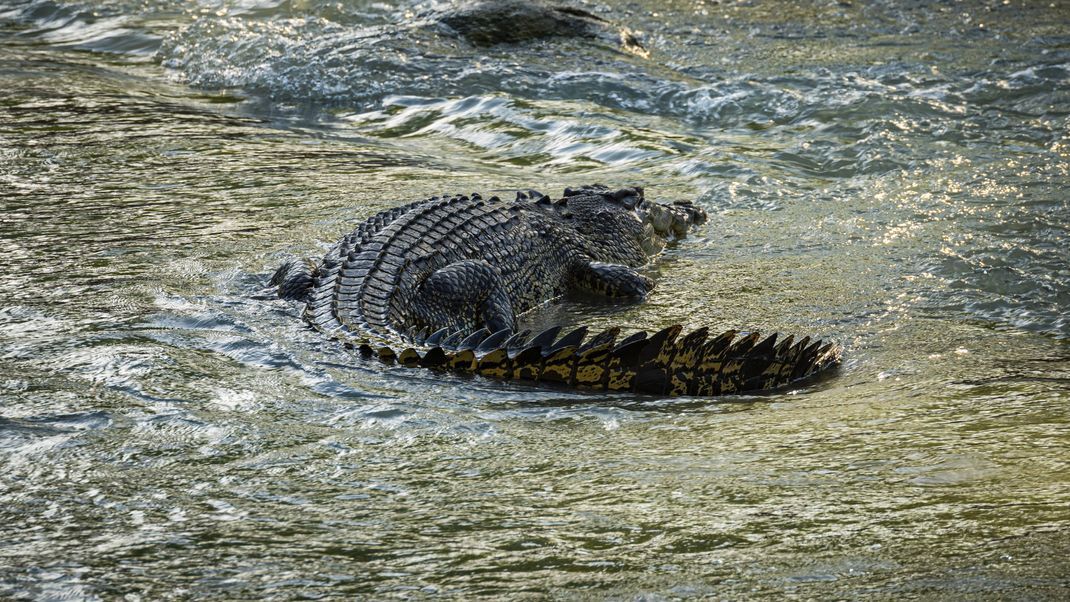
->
[2, 0, 1069, 598]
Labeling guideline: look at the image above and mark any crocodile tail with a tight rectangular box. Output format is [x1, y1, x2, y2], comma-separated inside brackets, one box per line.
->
[369, 324, 842, 397]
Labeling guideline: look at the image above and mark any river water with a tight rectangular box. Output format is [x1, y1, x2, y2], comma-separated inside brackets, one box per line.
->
[1, 0, 1068, 599]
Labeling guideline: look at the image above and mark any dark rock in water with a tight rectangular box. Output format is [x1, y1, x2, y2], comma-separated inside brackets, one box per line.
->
[430, 0, 648, 56]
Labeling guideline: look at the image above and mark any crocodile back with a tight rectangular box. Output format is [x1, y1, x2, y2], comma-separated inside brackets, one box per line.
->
[306, 193, 586, 342]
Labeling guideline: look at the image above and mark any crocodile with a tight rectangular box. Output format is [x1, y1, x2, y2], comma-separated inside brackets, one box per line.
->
[273, 185, 842, 396]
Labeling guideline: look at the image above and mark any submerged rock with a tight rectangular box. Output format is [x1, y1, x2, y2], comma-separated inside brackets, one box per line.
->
[428, 0, 648, 56]
[156, 0, 650, 105]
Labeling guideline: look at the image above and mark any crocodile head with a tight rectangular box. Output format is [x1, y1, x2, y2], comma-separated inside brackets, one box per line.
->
[560, 185, 707, 261]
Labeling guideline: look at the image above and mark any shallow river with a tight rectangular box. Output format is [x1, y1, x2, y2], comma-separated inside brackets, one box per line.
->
[2, 0, 1069, 599]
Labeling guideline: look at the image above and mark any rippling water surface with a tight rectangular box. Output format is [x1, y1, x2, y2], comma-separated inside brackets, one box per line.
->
[2, 0, 1069, 598]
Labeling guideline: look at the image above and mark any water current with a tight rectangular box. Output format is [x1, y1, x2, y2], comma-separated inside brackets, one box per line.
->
[1, 0, 1069, 598]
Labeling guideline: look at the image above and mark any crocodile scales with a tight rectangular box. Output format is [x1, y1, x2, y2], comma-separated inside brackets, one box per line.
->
[273, 185, 842, 396]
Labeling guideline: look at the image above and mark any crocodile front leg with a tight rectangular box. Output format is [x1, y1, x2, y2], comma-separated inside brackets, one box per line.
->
[413, 259, 516, 334]
[568, 259, 654, 299]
